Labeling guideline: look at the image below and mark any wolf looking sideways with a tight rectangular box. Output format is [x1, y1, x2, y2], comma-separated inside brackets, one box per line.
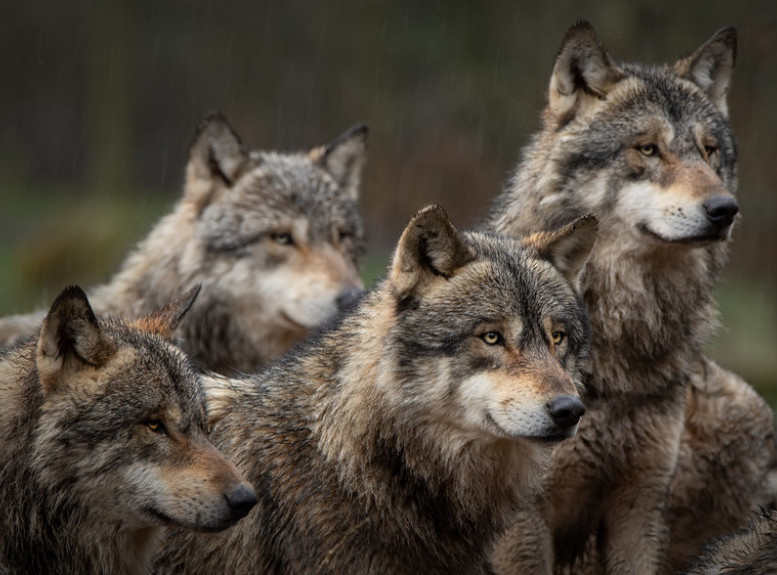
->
[488, 22, 774, 575]
[0, 286, 257, 575]
[0, 112, 367, 374]
[154, 206, 598, 574]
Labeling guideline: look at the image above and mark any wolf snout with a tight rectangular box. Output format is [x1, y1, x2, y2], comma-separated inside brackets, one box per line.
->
[336, 286, 364, 312]
[225, 483, 258, 520]
[547, 395, 585, 429]
[703, 195, 739, 228]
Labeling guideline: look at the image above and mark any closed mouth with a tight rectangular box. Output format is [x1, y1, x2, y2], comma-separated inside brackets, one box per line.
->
[637, 222, 729, 245]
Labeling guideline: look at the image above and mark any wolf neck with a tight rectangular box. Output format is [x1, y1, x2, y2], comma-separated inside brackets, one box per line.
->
[493, 143, 727, 396]
[311, 289, 543, 532]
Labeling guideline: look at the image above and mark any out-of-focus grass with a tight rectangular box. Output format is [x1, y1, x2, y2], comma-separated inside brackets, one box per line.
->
[0, 189, 172, 315]
[707, 279, 777, 408]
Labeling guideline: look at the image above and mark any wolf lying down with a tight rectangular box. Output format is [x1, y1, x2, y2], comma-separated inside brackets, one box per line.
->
[0, 286, 257, 575]
[154, 206, 598, 575]
[0, 113, 367, 374]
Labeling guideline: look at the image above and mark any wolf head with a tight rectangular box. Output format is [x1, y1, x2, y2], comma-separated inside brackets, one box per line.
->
[495, 22, 738, 251]
[386, 206, 596, 442]
[169, 112, 367, 371]
[33, 286, 257, 532]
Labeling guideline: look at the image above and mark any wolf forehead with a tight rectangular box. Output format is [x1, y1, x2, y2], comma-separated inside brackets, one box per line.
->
[415, 231, 585, 322]
[575, 68, 735, 154]
[201, 152, 364, 243]
[80, 320, 206, 419]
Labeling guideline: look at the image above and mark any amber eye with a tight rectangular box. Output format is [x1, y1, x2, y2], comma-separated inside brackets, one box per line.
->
[481, 331, 503, 346]
[146, 419, 166, 434]
[637, 143, 658, 157]
[271, 232, 294, 246]
[551, 331, 566, 346]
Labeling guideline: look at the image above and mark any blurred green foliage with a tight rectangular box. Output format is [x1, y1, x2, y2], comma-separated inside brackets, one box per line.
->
[1, 0, 775, 403]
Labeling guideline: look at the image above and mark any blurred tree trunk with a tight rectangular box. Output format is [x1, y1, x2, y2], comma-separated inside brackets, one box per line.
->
[87, 0, 132, 195]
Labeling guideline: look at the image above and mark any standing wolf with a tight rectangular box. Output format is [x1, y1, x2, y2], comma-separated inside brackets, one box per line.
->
[0, 112, 367, 374]
[154, 205, 598, 574]
[0, 286, 257, 575]
[488, 21, 774, 575]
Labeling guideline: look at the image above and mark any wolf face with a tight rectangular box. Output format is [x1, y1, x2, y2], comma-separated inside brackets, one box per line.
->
[29, 286, 256, 532]
[386, 208, 596, 444]
[492, 23, 738, 254]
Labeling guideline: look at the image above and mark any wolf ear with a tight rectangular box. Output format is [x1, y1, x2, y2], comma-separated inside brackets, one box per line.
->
[133, 285, 201, 340]
[36, 286, 117, 394]
[673, 27, 737, 118]
[186, 111, 248, 207]
[525, 214, 598, 289]
[548, 20, 622, 124]
[310, 124, 368, 201]
[390, 205, 475, 301]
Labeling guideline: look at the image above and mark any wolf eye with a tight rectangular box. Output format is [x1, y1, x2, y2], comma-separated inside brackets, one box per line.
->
[271, 232, 294, 246]
[637, 144, 658, 157]
[551, 331, 566, 346]
[481, 331, 503, 346]
[146, 419, 167, 435]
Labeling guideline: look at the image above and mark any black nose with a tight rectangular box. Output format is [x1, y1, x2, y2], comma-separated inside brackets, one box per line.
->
[703, 195, 739, 228]
[547, 395, 585, 428]
[336, 286, 363, 311]
[225, 483, 258, 520]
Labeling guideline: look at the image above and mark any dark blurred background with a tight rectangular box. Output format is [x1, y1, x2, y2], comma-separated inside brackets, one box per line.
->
[1, 0, 775, 403]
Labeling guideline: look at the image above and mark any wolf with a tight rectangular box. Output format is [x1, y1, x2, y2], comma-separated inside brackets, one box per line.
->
[0, 112, 367, 374]
[686, 510, 777, 575]
[0, 286, 258, 575]
[487, 21, 774, 575]
[153, 205, 598, 575]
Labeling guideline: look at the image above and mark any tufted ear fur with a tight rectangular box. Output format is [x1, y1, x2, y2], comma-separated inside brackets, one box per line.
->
[36, 286, 117, 394]
[185, 111, 248, 209]
[132, 285, 201, 339]
[309, 124, 368, 201]
[673, 27, 737, 118]
[547, 20, 623, 125]
[390, 205, 475, 301]
[524, 214, 598, 290]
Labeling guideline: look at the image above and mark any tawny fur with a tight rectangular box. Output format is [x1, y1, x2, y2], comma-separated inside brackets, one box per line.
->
[0, 113, 367, 374]
[154, 206, 597, 575]
[487, 21, 774, 575]
[0, 287, 256, 575]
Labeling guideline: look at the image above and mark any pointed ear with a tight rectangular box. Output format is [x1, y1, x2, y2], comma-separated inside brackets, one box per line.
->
[36, 286, 116, 393]
[390, 205, 475, 301]
[547, 20, 623, 124]
[310, 124, 368, 201]
[524, 214, 598, 289]
[132, 285, 201, 339]
[673, 27, 736, 118]
[185, 111, 248, 207]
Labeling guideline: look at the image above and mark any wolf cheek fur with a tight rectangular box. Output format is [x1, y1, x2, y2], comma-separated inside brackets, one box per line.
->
[487, 21, 774, 575]
[0, 286, 257, 575]
[0, 113, 368, 374]
[155, 206, 598, 575]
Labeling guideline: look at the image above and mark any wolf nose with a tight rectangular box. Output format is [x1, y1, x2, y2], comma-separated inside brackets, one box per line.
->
[336, 286, 363, 312]
[547, 395, 585, 428]
[703, 195, 739, 228]
[225, 483, 258, 519]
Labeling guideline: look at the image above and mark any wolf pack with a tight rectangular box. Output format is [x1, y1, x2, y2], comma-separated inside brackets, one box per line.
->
[1, 20, 775, 575]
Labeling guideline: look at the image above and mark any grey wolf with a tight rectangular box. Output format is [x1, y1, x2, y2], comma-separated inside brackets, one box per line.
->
[0, 112, 367, 374]
[154, 205, 598, 574]
[686, 510, 777, 575]
[487, 21, 774, 575]
[0, 285, 257, 575]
